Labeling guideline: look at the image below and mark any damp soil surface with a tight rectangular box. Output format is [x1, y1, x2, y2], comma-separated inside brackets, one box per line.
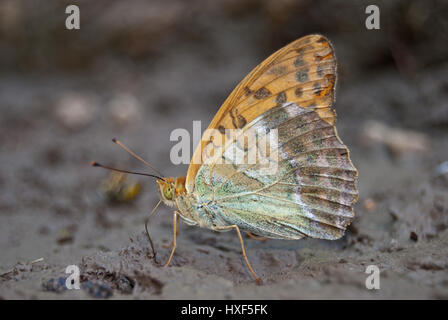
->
[1, 59, 448, 299]
[1, 1, 448, 299]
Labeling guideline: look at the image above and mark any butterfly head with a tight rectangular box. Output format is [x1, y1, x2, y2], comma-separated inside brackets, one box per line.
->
[156, 176, 186, 207]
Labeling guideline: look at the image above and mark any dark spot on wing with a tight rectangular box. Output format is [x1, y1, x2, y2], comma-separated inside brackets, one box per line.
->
[296, 69, 309, 83]
[317, 37, 327, 43]
[254, 87, 272, 99]
[295, 87, 303, 97]
[232, 114, 247, 129]
[317, 65, 324, 77]
[238, 115, 247, 128]
[296, 48, 306, 56]
[313, 82, 322, 96]
[276, 91, 287, 104]
[218, 125, 226, 134]
[229, 109, 246, 129]
[244, 86, 254, 97]
[294, 58, 305, 67]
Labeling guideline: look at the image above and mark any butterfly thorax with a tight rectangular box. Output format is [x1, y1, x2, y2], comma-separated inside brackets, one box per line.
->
[156, 176, 228, 229]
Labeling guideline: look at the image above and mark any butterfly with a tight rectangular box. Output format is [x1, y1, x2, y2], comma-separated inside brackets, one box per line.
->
[93, 34, 358, 284]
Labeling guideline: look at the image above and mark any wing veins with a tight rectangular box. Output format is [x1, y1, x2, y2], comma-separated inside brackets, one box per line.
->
[236, 65, 336, 115]
[220, 192, 347, 230]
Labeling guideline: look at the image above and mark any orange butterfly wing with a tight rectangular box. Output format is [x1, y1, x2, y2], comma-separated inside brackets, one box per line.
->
[186, 34, 337, 192]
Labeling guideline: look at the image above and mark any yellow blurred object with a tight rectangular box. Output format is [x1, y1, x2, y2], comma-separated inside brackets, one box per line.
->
[101, 172, 142, 203]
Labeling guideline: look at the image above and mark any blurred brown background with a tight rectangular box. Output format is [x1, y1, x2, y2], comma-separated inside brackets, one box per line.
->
[1, 0, 448, 299]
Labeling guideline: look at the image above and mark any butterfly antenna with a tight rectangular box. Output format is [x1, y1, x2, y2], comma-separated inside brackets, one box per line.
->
[112, 138, 164, 177]
[91, 162, 165, 181]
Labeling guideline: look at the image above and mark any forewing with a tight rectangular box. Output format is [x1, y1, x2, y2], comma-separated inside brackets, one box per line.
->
[186, 34, 337, 191]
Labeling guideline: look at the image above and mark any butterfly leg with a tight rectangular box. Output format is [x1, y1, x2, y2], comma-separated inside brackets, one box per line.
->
[145, 200, 162, 263]
[164, 211, 179, 267]
[215, 225, 261, 285]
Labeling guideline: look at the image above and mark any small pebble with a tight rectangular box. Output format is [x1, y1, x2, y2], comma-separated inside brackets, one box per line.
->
[82, 281, 113, 299]
[55, 93, 95, 129]
[42, 277, 67, 293]
[116, 275, 134, 294]
[435, 161, 448, 176]
[361, 120, 430, 155]
[363, 198, 376, 212]
[109, 94, 141, 126]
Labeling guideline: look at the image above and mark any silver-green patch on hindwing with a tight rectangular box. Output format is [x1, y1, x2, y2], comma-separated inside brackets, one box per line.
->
[190, 102, 358, 240]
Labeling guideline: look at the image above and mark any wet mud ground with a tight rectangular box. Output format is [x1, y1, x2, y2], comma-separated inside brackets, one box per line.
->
[1, 1, 448, 298]
[1, 55, 447, 299]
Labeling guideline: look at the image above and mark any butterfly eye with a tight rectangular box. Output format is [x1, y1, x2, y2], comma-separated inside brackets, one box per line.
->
[163, 185, 173, 200]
